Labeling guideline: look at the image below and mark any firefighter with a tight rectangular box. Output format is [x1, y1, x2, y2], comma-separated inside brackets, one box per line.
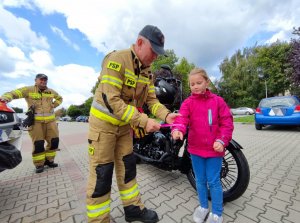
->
[86, 25, 180, 223]
[0, 73, 63, 173]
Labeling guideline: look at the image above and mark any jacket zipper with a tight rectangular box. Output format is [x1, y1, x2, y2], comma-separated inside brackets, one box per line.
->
[208, 109, 212, 132]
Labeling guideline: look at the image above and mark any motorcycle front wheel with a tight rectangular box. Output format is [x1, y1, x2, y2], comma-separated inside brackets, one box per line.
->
[187, 139, 250, 202]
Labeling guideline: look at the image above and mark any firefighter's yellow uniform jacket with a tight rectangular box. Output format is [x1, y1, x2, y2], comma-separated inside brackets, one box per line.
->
[1, 85, 63, 166]
[86, 46, 170, 222]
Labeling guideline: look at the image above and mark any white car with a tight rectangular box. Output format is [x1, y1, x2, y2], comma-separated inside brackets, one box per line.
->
[231, 107, 255, 115]
[60, 116, 72, 121]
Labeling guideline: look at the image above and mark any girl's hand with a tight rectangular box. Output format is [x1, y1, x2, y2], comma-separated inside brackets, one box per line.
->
[172, 130, 183, 140]
[165, 113, 181, 124]
[213, 141, 224, 152]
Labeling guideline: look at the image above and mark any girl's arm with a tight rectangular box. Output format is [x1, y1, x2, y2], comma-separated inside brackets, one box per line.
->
[171, 98, 190, 135]
[216, 97, 234, 147]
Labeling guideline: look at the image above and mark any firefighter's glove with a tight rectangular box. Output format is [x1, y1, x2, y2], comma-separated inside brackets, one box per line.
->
[131, 126, 146, 138]
[22, 105, 35, 128]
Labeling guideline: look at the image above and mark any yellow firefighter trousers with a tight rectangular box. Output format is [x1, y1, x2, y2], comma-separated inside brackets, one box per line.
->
[28, 121, 59, 167]
[86, 116, 144, 223]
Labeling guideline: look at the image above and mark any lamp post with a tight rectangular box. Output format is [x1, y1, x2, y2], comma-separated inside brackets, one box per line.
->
[257, 67, 268, 98]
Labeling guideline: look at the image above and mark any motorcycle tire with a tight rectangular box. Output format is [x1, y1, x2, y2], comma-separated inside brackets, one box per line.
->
[187, 140, 250, 202]
[0, 142, 22, 172]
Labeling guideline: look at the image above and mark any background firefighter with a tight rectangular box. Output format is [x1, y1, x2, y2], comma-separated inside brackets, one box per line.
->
[86, 25, 180, 223]
[0, 73, 63, 173]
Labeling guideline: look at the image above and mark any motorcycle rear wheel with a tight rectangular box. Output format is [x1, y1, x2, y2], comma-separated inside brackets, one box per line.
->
[187, 140, 250, 202]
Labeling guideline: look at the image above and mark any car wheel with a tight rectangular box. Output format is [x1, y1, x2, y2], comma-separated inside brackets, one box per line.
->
[255, 123, 262, 130]
[245, 112, 250, 115]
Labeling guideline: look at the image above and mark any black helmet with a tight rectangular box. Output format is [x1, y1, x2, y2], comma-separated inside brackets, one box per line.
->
[155, 78, 176, 105]
[160, 64, 171, 71]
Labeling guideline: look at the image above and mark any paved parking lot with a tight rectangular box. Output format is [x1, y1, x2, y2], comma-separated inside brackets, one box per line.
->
[0, 122, 299, 223]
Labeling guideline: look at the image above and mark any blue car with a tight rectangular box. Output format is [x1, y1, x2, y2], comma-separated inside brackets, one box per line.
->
[255, 95, 300, 130]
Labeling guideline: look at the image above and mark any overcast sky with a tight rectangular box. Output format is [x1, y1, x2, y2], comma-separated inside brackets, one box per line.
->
[0, 0, 299, 111]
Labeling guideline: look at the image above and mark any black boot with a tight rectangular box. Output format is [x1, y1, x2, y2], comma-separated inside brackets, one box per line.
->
[124, 205, 159, 223]
[35, 165, 44, 173]
[44, 160, 58, 168]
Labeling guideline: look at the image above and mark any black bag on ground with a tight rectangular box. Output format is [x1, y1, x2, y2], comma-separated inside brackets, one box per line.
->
[0, 142, 22, 171]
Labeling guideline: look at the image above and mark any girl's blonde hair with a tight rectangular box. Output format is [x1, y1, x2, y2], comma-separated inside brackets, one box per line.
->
[189, 67, 210, 82]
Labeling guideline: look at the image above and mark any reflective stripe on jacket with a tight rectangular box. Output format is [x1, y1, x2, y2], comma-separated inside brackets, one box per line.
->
[1, 85, 63, 123]
[91, 46, 169, 128]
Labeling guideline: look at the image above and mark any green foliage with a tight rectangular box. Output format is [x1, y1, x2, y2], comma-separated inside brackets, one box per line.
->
[55, 107, 67, 117]
[255, 41, 291, 96]
[67, 105, 82, 118]
[218, 42, 292, 108]
[233, 115, 255, 123]
[173, 57, 195, 99]
[288, 27, 300, 97]
[91, 80, 100, 95]
[151, 49, 179, 72]
[67, 97, 93, 118]
[83, 97, 93, 115]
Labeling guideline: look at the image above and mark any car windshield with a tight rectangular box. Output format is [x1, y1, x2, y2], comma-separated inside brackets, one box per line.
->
[259, 97, 298, 107]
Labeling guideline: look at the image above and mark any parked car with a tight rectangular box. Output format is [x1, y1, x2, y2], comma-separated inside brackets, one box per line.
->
[59, 116, 72, 121]
[231, 107, 255, 115]
[255, 95, 300, 130]
[0, 101, 23, 172]
[76, 115, 88, 122]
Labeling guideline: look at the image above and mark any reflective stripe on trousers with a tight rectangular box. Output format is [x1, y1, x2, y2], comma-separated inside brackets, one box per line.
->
[87, 199, 111, 218]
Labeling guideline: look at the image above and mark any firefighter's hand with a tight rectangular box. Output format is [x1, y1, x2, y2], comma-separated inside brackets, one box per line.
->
[165, 113, 181, 124]
[172, 130, 183, 140]
[213, 141, 224, 153]
[145, 118, 161, 132]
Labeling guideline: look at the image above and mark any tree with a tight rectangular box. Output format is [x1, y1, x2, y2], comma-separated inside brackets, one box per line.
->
[218, 42, 292, 108]
[55, 107, 67, 117]
[91, 80, 100, 95]
[83, 97, 93, 115]
[151, 49, 179, 72]
[67, 105, 83, 118]
[218, 48, 261, 107]
[254, 41, 291, 97]
[288, 27, 300, 96]
[173, 57, 195, 99]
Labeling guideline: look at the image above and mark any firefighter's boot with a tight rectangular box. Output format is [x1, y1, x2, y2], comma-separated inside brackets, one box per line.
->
[124, 205, 159, 223]
[44, 159, 58, 168]
[35, 165, 44, 173]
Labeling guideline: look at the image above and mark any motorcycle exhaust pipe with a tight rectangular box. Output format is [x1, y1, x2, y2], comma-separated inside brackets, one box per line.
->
[134, 152, 170, 163]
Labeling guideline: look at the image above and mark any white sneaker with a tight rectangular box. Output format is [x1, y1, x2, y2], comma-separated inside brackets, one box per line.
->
[206, 212, 223, 223]
[193, 206, 209, 223]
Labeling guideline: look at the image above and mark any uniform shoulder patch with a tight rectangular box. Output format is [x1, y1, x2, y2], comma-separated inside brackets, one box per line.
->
[107, 61, 121, 72]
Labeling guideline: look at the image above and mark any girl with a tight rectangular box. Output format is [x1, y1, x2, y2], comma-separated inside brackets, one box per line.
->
[171, 68, 233, 223]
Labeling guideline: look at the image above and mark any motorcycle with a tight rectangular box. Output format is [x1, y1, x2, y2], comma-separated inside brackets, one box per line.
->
[0, 101, 23, 173]
[133, 76, 250, 202]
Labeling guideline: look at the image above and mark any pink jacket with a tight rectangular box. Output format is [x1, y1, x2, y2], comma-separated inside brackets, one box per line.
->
[172, 90, 233, 158]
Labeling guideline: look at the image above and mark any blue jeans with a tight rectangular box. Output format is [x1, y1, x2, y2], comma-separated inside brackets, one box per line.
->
[191, 154, 223, 216]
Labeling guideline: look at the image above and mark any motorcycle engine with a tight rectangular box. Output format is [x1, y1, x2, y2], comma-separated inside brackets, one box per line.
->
[134, 131, 167, 161]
